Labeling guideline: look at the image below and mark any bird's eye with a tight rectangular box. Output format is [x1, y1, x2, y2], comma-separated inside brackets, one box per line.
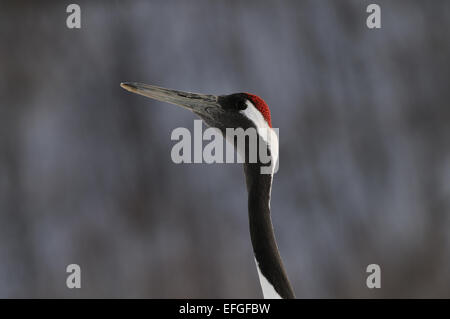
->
[237, 101, 247, 111]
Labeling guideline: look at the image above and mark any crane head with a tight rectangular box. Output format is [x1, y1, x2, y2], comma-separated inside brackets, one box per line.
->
[120, 82, 278, 170]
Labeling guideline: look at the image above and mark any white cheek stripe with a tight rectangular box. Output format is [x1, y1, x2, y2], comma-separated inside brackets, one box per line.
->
[254, 258, 282, 299]
[241, 101, 279, 174]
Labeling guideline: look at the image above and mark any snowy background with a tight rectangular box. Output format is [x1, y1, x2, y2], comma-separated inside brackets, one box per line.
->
[1, 0, 450, 297]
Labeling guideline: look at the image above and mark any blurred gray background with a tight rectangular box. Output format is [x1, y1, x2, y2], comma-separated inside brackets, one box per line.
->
[1, 0, 449, 298]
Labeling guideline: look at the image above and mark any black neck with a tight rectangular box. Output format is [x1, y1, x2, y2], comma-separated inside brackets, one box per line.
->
[243, 161, 295, 299]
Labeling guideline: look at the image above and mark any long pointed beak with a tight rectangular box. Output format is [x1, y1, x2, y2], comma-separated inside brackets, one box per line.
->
[120, 82, 219, 116]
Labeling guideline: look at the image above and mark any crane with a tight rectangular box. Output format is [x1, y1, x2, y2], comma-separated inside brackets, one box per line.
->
[120, 82, 295, 299]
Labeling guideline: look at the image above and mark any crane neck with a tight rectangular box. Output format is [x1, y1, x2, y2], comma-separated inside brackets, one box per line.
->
[243, 161, 295, 299]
